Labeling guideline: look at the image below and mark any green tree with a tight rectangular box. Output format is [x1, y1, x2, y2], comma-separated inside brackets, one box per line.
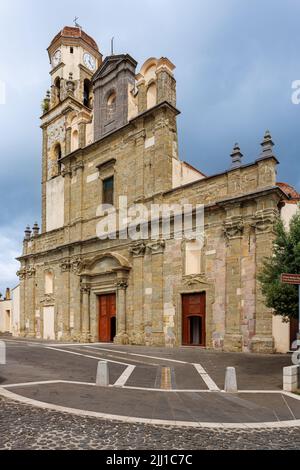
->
[258, 210, 300, 319]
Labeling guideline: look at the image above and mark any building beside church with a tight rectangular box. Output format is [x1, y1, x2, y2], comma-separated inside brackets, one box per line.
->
[16, 26, 299, 352]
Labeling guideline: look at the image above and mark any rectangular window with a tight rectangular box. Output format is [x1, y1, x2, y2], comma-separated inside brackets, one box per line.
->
[103, 176, 114, 205]
[70, 47, 74, 54]
[185, 240, 202, 275]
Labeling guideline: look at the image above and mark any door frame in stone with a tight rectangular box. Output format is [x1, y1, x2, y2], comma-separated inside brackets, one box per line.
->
[177, 275, 214, 348]
[79, 252, 131, 343]
[182, 292, 206, 346]
[97, 292, 117, 342]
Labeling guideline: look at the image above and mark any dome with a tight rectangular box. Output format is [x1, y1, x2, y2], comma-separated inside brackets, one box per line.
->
[49, 26, 99, 53]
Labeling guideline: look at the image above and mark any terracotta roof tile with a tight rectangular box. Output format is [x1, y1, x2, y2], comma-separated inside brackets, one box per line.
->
[277, 182, 300, 201]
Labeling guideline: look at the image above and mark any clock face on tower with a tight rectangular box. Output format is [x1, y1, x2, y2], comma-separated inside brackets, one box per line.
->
[83, 52, 96, 71]
[52, 49, 62, 68]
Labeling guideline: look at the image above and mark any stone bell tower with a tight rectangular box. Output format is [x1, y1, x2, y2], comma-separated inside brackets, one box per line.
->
[40, 26, 102, 233]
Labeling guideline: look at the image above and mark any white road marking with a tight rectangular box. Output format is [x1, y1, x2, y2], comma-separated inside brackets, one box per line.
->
[84, 346, 188, 364]
[44, 346, 132, 367]
[47, 343, 112, 347]
[2, 339, 45, 346]
[113, 365, 136, 387]
[193, 363, 220, 391]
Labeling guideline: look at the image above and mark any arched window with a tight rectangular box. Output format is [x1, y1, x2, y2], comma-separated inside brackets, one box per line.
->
[54, 77, 61, 104]
[147, 82, 157, 109]
[107, 91, 116, 121]
[71, 130, 79, 152]
[84, 79, 92, 108]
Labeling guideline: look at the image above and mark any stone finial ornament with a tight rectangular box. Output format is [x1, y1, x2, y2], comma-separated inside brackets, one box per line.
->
[32, 222, 40, 237]
[230, 143, 243, 169]
[259, 130, 275, 159]
[24, 225, 31, 241]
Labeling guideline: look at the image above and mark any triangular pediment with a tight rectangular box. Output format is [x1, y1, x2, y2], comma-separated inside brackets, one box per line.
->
[93, 54, 137, 82]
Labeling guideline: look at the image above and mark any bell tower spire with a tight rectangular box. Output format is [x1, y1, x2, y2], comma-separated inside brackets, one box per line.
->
[40, 26, 102, 233]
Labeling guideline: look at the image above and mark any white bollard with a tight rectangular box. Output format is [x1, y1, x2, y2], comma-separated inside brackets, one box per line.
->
[0, 341, 6, 365]
[96, 361, 109, 387]
[283, 365, 299, 392]
[224, 366, 238, 393]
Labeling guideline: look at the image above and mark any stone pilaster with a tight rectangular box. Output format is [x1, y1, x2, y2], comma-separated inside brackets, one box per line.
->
[41, 127, 48, 233]
[17, 267, 27, 336]
[59, 259, 71, 340]
[115, 280, 129, 345]
[133, 130, 146, 201]
[81, 284, 90, 342]
[129, 241, 146, 344]
[78, 121, 86, 148]
[223, 212, 244, 352]
[65, 127, 72, 155]
[148, 240, 165, 346]
[137, 79, 147, 114]
[26, 266, 36, 337]
[62, 164, 72, 232]
[250, 206, 278, 353]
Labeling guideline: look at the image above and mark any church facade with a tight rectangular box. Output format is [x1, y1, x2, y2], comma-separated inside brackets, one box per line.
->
[17, 26, 296, 353]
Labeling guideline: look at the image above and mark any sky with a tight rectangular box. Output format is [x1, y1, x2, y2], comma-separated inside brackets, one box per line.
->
[0, 0, 300, 294]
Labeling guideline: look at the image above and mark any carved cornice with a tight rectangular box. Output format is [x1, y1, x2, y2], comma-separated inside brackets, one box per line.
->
[80, 284, 91, 294]
[72, 258, 85, 275]
[129, 241, 147, 257]
[223, 217, 244, 240]
[17, 268, 27, 280]
[147, 240, 166, 254]
[60, 260, 71, 272]
[26, 266, 36, 278]
[61, 168, 72, 178]
[116, 280, 128, 290]
[252, 209, 278, 233]
[40, 294, 55, 305]
[71, 161, 84, 176]
[183, 274, 210, 287]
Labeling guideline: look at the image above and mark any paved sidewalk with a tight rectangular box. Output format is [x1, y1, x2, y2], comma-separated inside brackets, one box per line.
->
[3, 381, 300, 425]
[1, 397, 300, 450]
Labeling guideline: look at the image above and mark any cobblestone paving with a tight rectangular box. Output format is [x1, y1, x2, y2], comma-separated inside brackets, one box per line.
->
[1, 398, 300, 450]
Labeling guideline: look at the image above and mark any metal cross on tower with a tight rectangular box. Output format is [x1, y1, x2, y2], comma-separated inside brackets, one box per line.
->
[73, 16, 82, 29]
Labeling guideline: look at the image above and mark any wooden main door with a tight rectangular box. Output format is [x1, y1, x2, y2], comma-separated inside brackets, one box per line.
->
[182, 293, 206, 346]
[98, 293, 116, 342]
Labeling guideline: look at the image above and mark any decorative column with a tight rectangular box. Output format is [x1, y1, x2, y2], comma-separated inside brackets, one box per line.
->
[115, 280, 129, 345]
[81, 283, 90, 342]
[69, 258, 82, 341]
[17, 267, 27, 336]
[251, 206, 278, 353]
[26, 266, 36, 337]
[223, 211, 244, 352]
[59, 259, 71, 341]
